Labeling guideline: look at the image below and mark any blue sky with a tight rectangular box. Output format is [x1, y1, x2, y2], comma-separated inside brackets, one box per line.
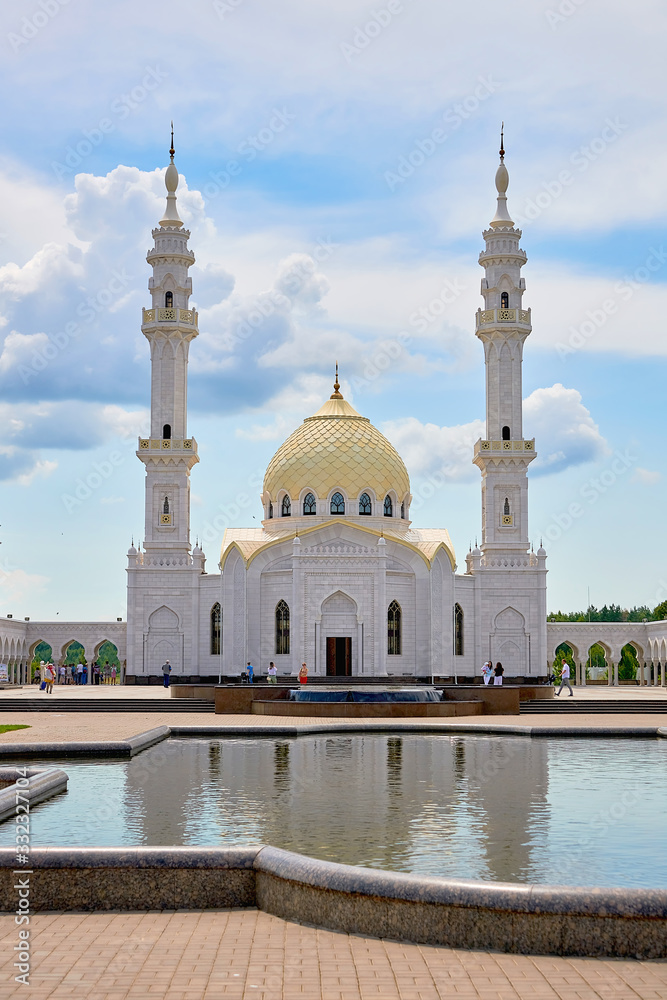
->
[0, 0, 665, 620]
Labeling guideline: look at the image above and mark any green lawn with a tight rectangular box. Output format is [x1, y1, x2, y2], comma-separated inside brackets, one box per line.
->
[0, 725, 31, 735]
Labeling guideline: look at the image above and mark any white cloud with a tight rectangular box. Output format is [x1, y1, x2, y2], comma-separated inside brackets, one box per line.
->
[523, 384, 608, 474]
[16, 459, 58, 487]
[632, 467, 662, 485]
[382, 417, 486, 482]
[0, 567, 49, 607]
[382, 384, 607, 482]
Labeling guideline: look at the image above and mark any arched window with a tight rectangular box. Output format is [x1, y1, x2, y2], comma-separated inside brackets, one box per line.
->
[454, 603, 464, 656]
[359, 493, 372, 515]
[500, 292, 509, 309]
[210, 602, 221, 656]
[281, 495, 291, 517]
[388, 600, 401, 655]
[401, 501, 405, 519]
[504, 497, 510, 516]
[384, 495, 393, 517]
[163, 496, 170, 514]
[163, 423, 171, 439]
[303, 492, 316, 515]
[330, 492, 345, 515]
[502, 425, 510, 440]
[275, 600, 290, 655]
[165, 291, 173, 308]
[268, 502, 273, 519]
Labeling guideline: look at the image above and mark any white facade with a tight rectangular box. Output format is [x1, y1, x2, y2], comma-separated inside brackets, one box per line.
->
[120, 143, 550, 682]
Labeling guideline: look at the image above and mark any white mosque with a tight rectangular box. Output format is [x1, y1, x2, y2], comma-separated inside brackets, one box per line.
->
[4, 142, 667, 686]
[123, 136, 548, 682]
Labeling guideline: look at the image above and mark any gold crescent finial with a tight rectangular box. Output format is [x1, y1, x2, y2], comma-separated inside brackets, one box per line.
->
[500, 121, 505, 161]
[170, 121, 175, 161]
[330, 360, 343, 399]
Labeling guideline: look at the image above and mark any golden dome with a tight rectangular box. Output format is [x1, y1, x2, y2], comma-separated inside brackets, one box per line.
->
[263, 385, 410, 504]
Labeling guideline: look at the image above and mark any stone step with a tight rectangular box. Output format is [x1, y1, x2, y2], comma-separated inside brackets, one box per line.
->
[520, 699, 667, 713]
[0, 698, 214, 713]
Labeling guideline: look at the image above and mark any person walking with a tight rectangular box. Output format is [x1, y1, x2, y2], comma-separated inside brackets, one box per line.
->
[493, 662, 504, 686]
[58, 663, 66, 685]
[111, 664, 117, 685]
[482, 660, 493, 685]
[162, 660, 172, 688]
[298, 662, 308, 685]
[76, 662, 83, 686]
[267, 662, 277, 684]
[246, 662, 254, 684]
[555, 661, 574, 696]
[44, 662, 55, 694]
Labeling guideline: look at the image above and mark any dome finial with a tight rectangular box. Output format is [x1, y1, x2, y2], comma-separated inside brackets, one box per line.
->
[170, 120, 175, 161]
[500, 120, 505, 161]
[330, 360, 343, 399]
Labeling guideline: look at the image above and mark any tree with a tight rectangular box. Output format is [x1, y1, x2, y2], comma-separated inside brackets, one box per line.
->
[652, 601, 667, 622]
[618, 644, 638, 682]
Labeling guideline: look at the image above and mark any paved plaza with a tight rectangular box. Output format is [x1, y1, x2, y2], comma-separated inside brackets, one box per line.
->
[2, 909, 667, 1000]
[1, 686, 666, 998]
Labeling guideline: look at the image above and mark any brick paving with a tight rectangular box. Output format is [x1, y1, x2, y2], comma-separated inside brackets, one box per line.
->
[2, 910, 667, 1000]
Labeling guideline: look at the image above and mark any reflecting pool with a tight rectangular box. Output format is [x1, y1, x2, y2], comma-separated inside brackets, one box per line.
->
[2, 734, 666, 888]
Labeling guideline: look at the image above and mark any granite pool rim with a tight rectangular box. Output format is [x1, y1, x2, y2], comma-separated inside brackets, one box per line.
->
[1, 844, 666, 959]
[1, 721, 666, 759]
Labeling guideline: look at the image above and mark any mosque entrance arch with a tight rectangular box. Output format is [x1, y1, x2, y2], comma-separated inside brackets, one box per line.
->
[321, 591, 357, 676]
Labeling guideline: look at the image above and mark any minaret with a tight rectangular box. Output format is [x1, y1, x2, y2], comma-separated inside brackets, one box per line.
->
[473, 129, 536, 558]
[137, 127, 199, 557]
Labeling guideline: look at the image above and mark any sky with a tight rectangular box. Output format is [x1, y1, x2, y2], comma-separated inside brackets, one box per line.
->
[0, 0, 665, 621]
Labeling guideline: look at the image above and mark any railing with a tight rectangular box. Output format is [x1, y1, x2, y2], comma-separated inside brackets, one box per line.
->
[142, 307, 197, 326]
[476, 307, 531, 329]
[138, 438, 197, 452]
[475, 438, 535, 454]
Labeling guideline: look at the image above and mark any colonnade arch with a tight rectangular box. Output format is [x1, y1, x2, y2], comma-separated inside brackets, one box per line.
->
[546, 622, 666, 686]
[0, 621, 127, 685]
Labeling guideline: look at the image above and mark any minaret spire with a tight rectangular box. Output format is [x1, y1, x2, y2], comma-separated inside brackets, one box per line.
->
[159, 123, 182, 228]
[490, 123, 512, 228]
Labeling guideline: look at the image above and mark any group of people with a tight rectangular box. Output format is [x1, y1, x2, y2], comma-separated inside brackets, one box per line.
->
[36, 660, 119, 688]
[240, 662, 308, 684]
[481, 661, 505, 685]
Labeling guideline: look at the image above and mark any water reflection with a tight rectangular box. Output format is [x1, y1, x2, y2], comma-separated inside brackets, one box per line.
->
[2, 735, 666, 888]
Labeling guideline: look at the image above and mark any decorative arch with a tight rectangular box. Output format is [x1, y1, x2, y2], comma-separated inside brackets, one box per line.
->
[383, 494, 393, 517]
[148, 606, 180, 629]
[494, 607, 526, 630]
[281, 495, 291, 517]
[276, 600, 290, 655]
[321, 590, 357, 615]
[210, 602, 221, 656]
[388, 600, 401, 655]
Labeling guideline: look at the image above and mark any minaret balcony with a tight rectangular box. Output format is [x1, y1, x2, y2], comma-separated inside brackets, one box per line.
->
[475, 307, 531, 331]
[142, 307, 198, 326]
[138, 436, 198, 455]
[474, 438, 535, 457]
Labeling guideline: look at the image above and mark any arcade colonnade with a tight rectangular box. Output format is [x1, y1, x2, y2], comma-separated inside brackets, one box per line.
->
[546, 621, 667, 686]
[0, 619, 127, 684]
